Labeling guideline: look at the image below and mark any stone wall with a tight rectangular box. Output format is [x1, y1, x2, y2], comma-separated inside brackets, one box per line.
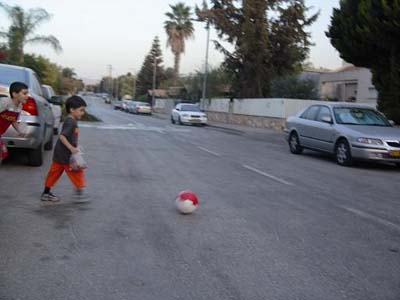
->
[206, 111, 286, 131]
[153, 98, 177, 114]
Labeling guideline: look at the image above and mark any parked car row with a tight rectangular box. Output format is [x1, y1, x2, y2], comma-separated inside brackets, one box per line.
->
[42, 84, 62, 134]
[285, 103, 400, 167]
[114, 100, 152, 115]
[0, 63, 64, 166]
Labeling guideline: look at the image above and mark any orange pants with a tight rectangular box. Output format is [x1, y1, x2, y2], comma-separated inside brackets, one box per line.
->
[45, 161, 86, 189]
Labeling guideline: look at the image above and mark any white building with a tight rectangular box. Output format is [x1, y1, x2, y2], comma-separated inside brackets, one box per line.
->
[320, 65, 378, 106]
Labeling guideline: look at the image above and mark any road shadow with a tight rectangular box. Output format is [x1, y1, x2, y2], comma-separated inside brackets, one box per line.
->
[1, 149, 30, 166]
[34, 202, 91, 230]
[302, 150, 400, 172]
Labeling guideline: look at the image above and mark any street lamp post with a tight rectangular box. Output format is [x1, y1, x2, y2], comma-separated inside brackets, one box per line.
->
[202, 22, 211, 102]
[191, 18, 211, 103]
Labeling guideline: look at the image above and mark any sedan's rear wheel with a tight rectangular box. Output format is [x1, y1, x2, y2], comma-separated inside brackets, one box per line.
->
[395, 163, 400, 168]
[289, 132, 303, 154]
[335, 140, 353, 166]
[28, 142, 44, 167]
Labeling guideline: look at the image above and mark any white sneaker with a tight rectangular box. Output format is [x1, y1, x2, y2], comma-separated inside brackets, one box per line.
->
[41, 192, 60, 202]
[74, 188, 90, 203]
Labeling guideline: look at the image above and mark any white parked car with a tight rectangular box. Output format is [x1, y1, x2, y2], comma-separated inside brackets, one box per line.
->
[42, 84, 61, 134]
[171, 103, 207, 126]
[135, 102, 152, 115]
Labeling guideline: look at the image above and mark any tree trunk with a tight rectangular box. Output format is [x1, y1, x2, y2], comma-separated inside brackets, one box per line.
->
[237, 0, 270, 98]
[8, 30, 25, 65]
[375, 47, 400, 124]
[174, 53, 181, 85]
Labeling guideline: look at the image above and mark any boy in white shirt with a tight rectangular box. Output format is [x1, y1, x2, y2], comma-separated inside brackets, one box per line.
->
[0, 82, 29, 161]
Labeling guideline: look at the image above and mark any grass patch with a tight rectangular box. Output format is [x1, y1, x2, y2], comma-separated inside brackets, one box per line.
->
[81, 112, 101, 122]
[60, 104, 102, 122]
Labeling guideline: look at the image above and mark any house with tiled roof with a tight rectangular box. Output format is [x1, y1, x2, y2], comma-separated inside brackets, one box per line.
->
[319, 64, 377, 106]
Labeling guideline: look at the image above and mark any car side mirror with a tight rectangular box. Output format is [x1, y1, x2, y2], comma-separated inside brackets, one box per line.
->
[389, 120, 395, 126]
[176, 108, 180, 111]
[322, 116, 333, 124]
[49, 96, 61, 106]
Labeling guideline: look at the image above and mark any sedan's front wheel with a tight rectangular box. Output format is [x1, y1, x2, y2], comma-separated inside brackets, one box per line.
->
[335, 140, 353, 166]
[289, 132, 303, 154]
[171, 116, 175, 124]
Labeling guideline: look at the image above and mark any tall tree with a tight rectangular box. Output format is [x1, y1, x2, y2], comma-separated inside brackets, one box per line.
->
[184, 65, 233, 102]
[164, 3, 194, 81]
[61, 67, 76, 79]
[0, 2, 62, 65]
[137, 37, 165, 97]
[197, 0, 318, 98]
[23, 53, 60, 87]
[327, 0, 400, 124]
[269, 1, 318, 77]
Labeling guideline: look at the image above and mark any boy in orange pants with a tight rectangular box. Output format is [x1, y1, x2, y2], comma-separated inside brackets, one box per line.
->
[41, 96, 87, 202]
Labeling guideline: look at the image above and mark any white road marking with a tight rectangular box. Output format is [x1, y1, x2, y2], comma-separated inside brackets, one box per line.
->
[101, 109, 143, 125]
[79, 123, 190, 133]
[197, 147, 221, 157]
[242, 164, 293, 186]
[340, 206, 400, 232]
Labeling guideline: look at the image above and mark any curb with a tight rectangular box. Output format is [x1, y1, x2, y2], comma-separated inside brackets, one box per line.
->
[206, 124, 245, 135]
[152, 113, 247, 135]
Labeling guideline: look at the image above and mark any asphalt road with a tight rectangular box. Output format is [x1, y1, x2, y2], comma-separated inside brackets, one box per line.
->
[1, 97, 399, 300]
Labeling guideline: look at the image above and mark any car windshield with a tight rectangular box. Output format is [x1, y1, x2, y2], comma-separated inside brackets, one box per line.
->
[181, 105, 200, 112]
[333, 107, 391, 126]
[0, 67, 27, 86]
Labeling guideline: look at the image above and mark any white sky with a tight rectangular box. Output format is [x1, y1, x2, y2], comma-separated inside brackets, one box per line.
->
[0, 0, 342, 81]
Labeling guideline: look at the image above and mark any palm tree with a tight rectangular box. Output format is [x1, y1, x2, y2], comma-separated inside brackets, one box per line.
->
[164, 3, 194, 82]
[0, 2, 62, 65]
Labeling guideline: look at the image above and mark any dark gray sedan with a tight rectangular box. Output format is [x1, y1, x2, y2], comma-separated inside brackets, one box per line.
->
[285, 103, 400, 167]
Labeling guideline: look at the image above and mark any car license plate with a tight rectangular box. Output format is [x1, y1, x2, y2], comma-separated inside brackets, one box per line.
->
[390, 150, 400, 157]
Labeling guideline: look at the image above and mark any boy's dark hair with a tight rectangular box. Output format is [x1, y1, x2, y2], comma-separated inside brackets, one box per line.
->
[65, 96, 87, 113]
[10, 82, 28, 98]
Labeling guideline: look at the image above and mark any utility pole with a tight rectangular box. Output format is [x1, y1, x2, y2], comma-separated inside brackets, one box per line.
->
[132, 70, 137, 101]
[115, 76, 119, 100]
[152, 54, 157, 106]
[107, 64, 113, 99]
[128, 68, 137, 101]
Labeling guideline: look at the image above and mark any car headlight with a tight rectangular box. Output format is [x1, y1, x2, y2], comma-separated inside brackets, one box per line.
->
[357, 138, 384, 145]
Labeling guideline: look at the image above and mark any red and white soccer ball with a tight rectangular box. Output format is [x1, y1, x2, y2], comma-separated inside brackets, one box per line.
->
[176, 190, 199, 214]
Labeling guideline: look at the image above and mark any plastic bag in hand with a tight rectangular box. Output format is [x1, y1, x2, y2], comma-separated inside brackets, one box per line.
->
[70, 151, 88, 171]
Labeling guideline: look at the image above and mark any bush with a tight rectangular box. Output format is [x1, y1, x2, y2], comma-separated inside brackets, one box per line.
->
[270, 75, 319, 99]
